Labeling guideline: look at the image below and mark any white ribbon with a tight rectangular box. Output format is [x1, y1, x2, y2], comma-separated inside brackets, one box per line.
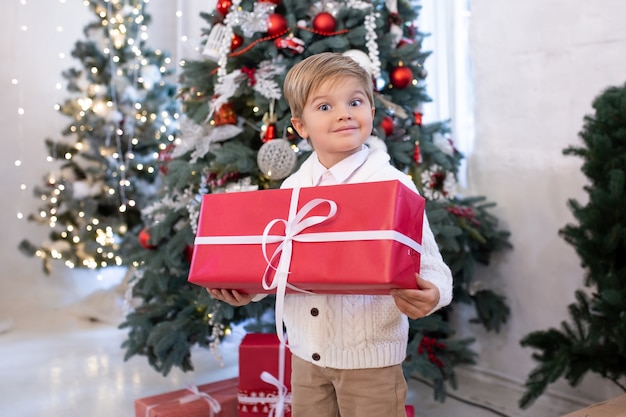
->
[144, 385, 222, 417]
[194, 187, 424, 341]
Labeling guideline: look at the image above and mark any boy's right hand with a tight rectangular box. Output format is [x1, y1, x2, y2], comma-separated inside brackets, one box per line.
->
[207, 288, 254, 306]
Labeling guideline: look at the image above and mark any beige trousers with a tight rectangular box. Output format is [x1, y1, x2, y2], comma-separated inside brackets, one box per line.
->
[290, 354, 408, 417]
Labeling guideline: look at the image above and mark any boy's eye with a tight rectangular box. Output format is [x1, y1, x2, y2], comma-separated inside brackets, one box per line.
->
[318, 104, 331, 111]
[350, 99, 362, 107]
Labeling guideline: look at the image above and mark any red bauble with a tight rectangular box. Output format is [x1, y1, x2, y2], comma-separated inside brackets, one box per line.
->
[381, 116, 394, 137]
[390, 66, 414, 89]
[259, 0, 281, 4]
[312, 12, 336, 33]
[138, 228, 155, 249]
[216, 0, 232, 15]
[267, 13, 288, 36]
[231, 33, 243, 51]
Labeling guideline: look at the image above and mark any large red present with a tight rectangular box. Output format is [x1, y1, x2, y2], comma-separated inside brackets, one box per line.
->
[238, 333, 292, 417]
[134, 377, 238, 417]
[188, 180, 424, 295]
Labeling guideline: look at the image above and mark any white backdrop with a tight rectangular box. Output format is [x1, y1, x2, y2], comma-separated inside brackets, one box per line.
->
[2, 0, 626, 409]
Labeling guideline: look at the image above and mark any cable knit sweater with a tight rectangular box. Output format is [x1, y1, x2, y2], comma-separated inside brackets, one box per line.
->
[279, 146, 453, 370]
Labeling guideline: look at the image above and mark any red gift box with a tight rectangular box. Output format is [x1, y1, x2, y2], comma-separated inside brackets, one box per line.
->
[238, 333, 292, 417]
[406, 404, 415, 417]
[189, 180, 424, 295]
[134, 377, 238, 417]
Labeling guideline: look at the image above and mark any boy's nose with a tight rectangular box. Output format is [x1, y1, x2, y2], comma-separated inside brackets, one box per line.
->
[338, 111, 353, 121]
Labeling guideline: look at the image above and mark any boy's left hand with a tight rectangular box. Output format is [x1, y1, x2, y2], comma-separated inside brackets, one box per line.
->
[390, 274, 440, 320]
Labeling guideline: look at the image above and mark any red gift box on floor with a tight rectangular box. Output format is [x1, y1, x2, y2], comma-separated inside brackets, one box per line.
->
[134, 377, 238, 417]
[238, 333, 292, 416]
[189, 180, 424, 295]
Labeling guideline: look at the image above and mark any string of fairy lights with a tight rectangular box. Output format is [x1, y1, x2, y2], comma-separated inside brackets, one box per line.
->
[12, 0, 183, 272]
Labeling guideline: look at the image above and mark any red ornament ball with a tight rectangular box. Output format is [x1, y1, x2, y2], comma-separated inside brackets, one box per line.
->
[216, 0, 232, 15]
[312, 12, 336, 33]
[390, 66, 414, 89]
[138, 228, 156, 249]
[381, 116, 394, 137]
[267, 13, 288, 36]
[231, 33, 243, 51]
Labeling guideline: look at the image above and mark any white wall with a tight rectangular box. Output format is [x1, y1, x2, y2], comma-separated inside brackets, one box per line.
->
[467, 0, 626, 404]
[2, 0, 625, 409]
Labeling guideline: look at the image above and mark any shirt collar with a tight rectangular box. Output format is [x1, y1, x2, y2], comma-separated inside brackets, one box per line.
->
[311, 145, 369, 185]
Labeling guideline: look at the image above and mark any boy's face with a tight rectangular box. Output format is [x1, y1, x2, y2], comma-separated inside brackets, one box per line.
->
[291, 76, 374, 169]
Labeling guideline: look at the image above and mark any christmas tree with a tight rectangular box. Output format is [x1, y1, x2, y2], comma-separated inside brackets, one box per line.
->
[120, 0, 511, 400]
[18, 0, 180, 274]
[519, 82, 626, 408]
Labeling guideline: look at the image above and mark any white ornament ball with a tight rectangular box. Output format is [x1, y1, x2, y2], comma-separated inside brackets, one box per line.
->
[342, 49, 374, 75]
[257, 139, 297, 180]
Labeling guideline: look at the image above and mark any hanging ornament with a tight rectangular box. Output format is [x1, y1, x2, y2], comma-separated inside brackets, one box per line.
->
[216, 0, 233, 15]
[138, 228, 155, 249]
[257, 139, 297, 180]
[259, 0, 281, 4]
[266, 13, 288, 36]
[261, 99, 278, 142]
[213, 102, 237, 126]
[312, 12, 336, 33]
[231, 33, 244, 51]
[385, 0, 403, 45]
[381, 116, 394, 137]
[202, 24, 229, 61]
[390, 64, 413, 89]
[413, 141, 422, 163]
[413, 111, 423, 126]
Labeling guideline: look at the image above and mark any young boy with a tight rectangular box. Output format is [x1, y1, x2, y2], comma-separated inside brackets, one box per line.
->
[209, 52, 453, 417]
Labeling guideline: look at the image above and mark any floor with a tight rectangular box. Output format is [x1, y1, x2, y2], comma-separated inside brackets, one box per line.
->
[0, 279, 583, 417]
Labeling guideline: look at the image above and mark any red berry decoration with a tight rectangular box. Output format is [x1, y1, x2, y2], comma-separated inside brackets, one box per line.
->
[267, 13, 288, 36]
[381, 116, 394, 137]
[216, 0, 232, 15]
[312, 12, 336, 33]
[390, 65, 414, 89]
[138, 228, 156, 249]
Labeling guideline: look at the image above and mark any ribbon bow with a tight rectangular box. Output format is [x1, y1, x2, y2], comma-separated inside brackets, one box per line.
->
[179, 385, 222, 416]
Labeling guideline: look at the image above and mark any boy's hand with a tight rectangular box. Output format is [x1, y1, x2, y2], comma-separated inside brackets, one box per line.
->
[390, 274, 440, 320]
[207, 289, 254, 306]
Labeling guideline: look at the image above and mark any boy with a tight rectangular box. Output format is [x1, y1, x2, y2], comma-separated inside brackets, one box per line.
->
[209, 52, 453, 417]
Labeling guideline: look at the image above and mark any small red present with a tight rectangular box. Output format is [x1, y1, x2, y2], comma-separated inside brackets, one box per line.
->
[134, 377, 238, 417]
[238, 333, 292, 417]
[189, 180, 424, 295]
[406, 404, 415, 417]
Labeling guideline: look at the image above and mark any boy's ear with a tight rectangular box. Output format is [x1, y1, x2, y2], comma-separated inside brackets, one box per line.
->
[291, 117, 308, 139]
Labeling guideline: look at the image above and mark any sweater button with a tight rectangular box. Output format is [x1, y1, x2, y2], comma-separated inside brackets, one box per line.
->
[310, 308, 319, 316]
[312, 353, 321, 361]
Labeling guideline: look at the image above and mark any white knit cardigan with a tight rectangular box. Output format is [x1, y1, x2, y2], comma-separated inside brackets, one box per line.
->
[278, 147, 453, 370]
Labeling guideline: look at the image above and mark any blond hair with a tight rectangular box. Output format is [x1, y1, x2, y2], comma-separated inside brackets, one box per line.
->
[283, 52, 374, 119]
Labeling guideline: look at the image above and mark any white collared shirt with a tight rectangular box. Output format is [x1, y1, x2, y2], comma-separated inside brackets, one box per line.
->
[311, 145, 369, 186]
